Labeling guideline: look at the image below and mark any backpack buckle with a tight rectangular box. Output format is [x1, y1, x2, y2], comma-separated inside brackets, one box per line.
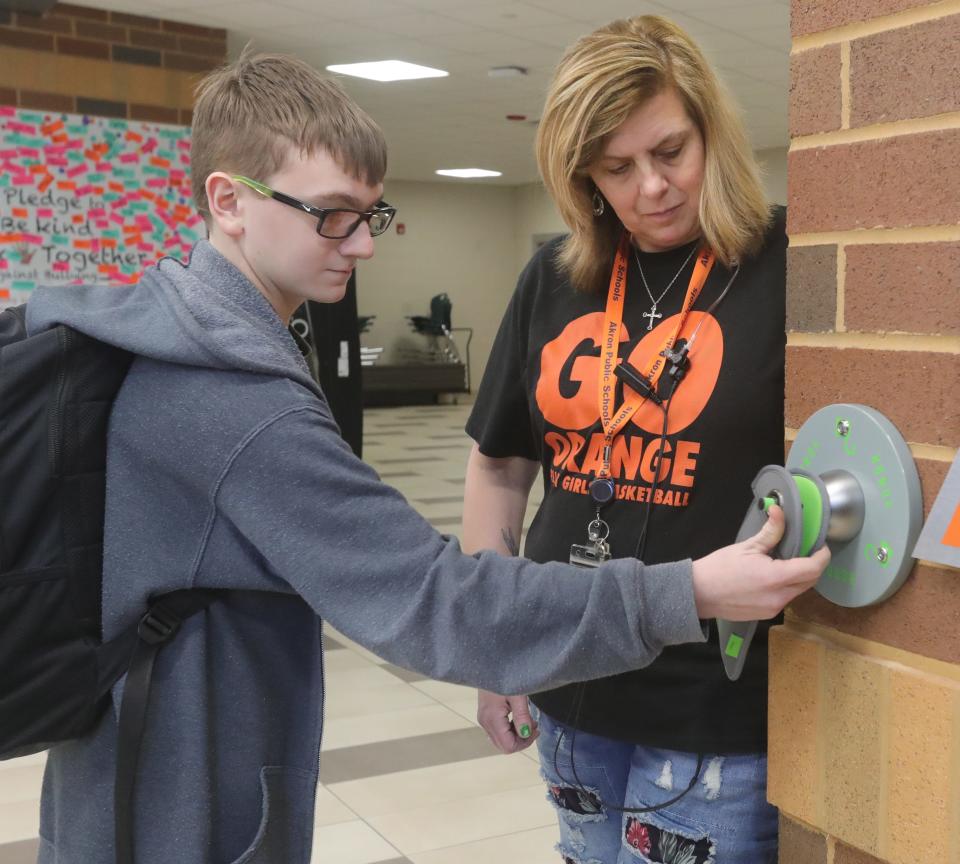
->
[137, 605, 181, 645]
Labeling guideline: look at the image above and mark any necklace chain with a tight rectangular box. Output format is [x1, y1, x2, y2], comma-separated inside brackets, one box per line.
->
[634, 241, 699, 308]
[634, 241, 700, 330]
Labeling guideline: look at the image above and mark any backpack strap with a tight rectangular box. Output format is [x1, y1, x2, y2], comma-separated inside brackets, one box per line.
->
[113, 589, 225, 864]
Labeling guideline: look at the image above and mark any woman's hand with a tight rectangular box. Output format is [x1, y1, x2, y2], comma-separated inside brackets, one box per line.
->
[477, 690, 538, 754]
[463, 446, 541, 755]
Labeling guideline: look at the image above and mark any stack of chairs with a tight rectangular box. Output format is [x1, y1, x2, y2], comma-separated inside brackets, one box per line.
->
[405, 293, 461, 364]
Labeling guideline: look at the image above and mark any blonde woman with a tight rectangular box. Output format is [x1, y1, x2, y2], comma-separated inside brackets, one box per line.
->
[465, 16, 787, 864]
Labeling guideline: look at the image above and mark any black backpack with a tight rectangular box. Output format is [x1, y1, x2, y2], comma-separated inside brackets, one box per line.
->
[0, 304, 221, 863]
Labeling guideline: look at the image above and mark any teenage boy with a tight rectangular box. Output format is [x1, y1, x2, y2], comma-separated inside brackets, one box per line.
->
[27, 51, 828, 863]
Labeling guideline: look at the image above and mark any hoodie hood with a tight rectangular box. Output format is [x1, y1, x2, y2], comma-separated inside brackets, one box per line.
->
[25, 240, 321, 397]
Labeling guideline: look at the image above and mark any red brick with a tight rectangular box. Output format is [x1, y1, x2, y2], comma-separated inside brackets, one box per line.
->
[786, 345, 959, 446]
[56, 35, 108, 59]
[112, 44, 160, 67]
[0, 86, 16, 105]
[129, 103, 179, 124]
[844, 242, 960, 336]
[109, 11, 159, 30]
[13, 11, 73, 33]
[790, 562, 960, 665]
[788, 130, 960, 234]
[834, 841, 888, 864]
[163, 51, 216, 72]
[779, 814, 828, 864]
[74, 19, 126, 43]
[851, 15, 960, 127]
[75, 96, 126, 118]
[787, 245, 837, 332]
[51, 3, 108, 21]
[177, 35, 226, 58]
[790, 44, 842, 137]
[18, 89, 74, 112]
[160, 19, 225, 39]
[792, 0, 928, 38]
[0, 26, 54, 51]
[129, 27, 179, 51]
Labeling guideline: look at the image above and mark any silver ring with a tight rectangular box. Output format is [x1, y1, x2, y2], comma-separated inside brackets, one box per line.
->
[587, 519, 610, 542]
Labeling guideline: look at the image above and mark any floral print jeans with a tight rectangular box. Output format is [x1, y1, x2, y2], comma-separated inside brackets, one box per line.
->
[534, 709, 778, 864]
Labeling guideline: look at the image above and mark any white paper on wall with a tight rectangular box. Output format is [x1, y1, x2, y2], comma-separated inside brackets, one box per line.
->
[0, 105, 204, 309]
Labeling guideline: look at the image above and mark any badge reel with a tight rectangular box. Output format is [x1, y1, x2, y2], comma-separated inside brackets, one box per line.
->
[570, 477, 615, 568]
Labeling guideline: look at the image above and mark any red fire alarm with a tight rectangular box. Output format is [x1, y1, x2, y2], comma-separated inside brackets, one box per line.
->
[396, 222, 406, 235]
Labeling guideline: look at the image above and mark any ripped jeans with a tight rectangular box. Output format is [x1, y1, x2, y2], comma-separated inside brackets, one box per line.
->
[534, 709, 778, 864]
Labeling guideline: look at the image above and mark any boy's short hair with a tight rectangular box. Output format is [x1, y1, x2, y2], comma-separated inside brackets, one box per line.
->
[190, 47, 388, 219]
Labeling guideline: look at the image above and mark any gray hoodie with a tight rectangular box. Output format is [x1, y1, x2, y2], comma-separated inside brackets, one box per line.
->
[27, 241, 706, 864]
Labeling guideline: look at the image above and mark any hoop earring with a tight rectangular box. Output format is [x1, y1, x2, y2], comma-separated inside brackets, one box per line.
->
[592, 190, 605, 217]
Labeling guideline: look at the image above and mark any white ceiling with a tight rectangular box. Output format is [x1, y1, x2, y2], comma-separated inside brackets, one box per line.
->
[82, 0, 791, 185]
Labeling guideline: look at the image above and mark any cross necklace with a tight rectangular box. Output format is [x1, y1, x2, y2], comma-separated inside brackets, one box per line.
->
[635, 241, 700, 330]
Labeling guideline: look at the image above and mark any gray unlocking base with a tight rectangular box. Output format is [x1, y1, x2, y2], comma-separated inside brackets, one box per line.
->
[787, 403, 922, 607]
[717, 404, 923, 680]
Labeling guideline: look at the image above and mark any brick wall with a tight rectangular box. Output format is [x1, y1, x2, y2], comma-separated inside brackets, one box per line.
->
[774, 1, 960, 863]
[0, 2, 226, 123]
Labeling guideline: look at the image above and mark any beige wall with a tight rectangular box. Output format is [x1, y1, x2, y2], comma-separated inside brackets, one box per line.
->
[358, 179, 519, 394]
[512, 182, 567, 276]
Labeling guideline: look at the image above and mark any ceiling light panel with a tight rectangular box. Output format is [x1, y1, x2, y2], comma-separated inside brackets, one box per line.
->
[326, 60, 449, 82]
[435, 169, 503, 178]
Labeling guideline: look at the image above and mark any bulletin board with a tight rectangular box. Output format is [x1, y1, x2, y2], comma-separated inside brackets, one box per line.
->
[0, 105, 204, 310]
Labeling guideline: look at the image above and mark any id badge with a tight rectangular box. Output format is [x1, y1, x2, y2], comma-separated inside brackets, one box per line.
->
[569, 542, 611, 569]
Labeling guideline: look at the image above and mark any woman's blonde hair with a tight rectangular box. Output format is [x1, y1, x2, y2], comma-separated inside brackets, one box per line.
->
[536, 15, 771, 293]
[191, 46, 387, 220]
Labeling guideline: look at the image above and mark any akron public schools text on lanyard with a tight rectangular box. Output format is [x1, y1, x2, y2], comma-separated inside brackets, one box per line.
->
[568, 234, 714, 568]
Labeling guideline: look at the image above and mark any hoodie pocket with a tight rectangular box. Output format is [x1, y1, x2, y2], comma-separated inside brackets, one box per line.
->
[229, 766, 318, 864]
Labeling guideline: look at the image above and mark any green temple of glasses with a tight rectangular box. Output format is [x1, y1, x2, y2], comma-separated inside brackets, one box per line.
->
[233, 175, 396, 239]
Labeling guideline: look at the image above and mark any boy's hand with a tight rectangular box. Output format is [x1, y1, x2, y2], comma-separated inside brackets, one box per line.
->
[691, 505, 830, 621]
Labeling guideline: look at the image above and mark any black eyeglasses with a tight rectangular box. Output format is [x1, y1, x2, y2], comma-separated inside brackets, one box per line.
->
[233, 175, 396, 239]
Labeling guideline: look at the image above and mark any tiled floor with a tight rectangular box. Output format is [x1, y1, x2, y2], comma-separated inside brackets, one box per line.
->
[0, 404, 557, 864]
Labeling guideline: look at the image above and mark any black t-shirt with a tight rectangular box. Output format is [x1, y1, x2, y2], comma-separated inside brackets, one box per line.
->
[466, 207, 787, 754]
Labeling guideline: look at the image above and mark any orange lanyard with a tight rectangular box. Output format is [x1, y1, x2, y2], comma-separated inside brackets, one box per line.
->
[596, 233, 715, 479]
